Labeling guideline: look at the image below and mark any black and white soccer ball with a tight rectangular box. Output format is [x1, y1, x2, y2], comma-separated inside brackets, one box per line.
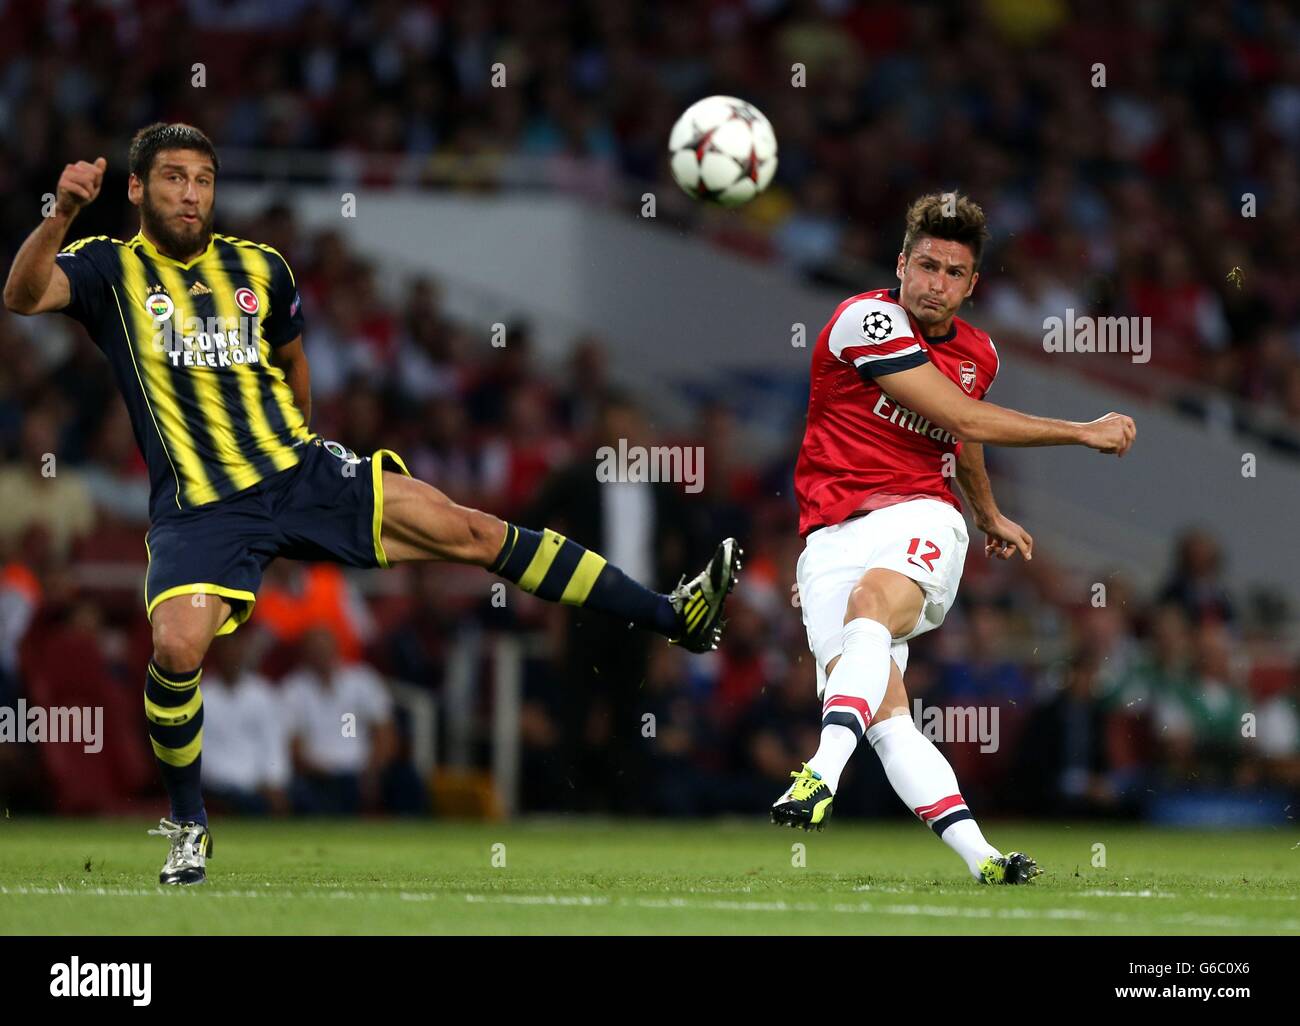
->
[668, 96, 778, 207]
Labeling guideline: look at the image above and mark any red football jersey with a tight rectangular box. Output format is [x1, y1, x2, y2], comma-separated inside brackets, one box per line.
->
[795, 287, 1000, 537]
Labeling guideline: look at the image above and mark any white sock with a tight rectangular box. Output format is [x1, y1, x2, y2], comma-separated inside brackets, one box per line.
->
[806, 618, 892, 793]
[805, 724, 857, 794]
[865, 713, 1000, 879]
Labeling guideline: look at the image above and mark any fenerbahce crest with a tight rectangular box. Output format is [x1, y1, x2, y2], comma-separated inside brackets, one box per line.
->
[319, 438, 363, 464]
[146, 289, 174, 322]
[959, 360, 977, 393]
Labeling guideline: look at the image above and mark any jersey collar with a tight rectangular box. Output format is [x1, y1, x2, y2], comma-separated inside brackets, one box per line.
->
[888, 286, 958, 344]
[130, 231, 215, 270]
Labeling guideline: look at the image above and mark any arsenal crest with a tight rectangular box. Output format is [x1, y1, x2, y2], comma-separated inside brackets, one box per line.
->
[959, 360, 977, 393]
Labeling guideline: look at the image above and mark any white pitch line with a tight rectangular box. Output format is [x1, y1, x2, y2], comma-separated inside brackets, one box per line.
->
[4, 885, 1299, 931]
[462, 894, 612, 907]
[454, 892, 1300, 931]
[1, 880, 496, 896]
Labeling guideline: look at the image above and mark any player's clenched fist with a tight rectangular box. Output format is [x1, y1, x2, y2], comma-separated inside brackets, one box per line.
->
[1082, 412, 1136, 456]
[56, 157, 107, 216]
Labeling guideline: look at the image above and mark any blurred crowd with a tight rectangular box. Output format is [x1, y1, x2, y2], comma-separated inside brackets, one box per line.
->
[2, 0, 1299, 445]
[0, 0, 1298, 823]
[1, 209, 1297, 823]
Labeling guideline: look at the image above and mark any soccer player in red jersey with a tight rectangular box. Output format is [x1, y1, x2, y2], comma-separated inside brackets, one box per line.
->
[771, 194, 1136, 884]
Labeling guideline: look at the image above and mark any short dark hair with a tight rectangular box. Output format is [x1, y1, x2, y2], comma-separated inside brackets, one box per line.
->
[128, 122, 220, 180]
[902, 192, 990, 268]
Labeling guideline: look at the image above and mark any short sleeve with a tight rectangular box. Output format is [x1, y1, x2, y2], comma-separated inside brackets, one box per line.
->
[829, 298, 930, 379]
[262, 250, 304, 348]
[983, 336, 1000, 398]
[55, 237, 113, 328]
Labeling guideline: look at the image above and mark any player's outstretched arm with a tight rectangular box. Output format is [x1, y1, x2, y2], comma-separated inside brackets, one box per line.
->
[956, 442, 1033, 560]
[3, 157, 106, 315]
[877, 361, 1136, 455]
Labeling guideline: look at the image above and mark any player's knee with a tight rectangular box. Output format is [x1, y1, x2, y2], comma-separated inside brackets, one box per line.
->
[845, 581, 892, 626]
[151, 617, 211, 672]
[152, 637, 206, 673]
[846, 574, 924, 637]
[461, 508, 507, 566]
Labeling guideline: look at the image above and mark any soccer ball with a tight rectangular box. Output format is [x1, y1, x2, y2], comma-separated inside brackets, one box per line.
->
[668, 95, 777, 207]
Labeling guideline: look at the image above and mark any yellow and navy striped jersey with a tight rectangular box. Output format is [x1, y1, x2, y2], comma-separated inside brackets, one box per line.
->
[56, 232, 315, 517]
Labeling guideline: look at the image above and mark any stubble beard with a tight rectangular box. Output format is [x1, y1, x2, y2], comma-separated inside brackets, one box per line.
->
[140, 191, 213, 262]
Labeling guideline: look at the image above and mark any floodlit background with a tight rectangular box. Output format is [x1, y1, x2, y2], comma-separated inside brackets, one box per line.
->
[0, 0, 1297, 830]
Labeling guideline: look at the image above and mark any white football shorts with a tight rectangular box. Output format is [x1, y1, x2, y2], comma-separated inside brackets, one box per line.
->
[796, 497, 969, 698]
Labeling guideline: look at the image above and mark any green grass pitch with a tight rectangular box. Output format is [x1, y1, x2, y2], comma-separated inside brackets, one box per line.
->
[1, 817, 1297, 935]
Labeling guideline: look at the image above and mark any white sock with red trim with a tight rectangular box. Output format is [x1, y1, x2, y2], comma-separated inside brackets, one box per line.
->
[865, 713, 1000, 879]
[806, 618, 892, 793]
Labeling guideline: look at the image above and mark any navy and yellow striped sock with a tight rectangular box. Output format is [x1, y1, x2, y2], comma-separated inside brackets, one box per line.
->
[490, 524, 680, 635]
[144, 658, 207, 827]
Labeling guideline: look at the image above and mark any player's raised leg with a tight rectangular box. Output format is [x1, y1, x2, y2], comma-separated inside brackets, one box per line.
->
[376, 471, 740, 652]
[144, 592, 230, 884]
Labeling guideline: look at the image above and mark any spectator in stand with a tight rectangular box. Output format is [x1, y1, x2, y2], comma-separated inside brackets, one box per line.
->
[554, 336, 610, 436]
[1159, 529, 1236, 625]
[640, 644, 718, 817]
[936, 602, 1033, 705]
[684, 401, 760, 548]
[1181, 622, 1250, 783]
[734, 659, 822, 814]
[376, 562, 459, 692]
[984, 240, 1086, 341]
[521, 388, 699, 812]
[333, 376, 388, 463]
[773, 171, 844, 276]
[80, 397, 150, 526]
[200, 628, 291, 816]
[710, 595, 772, 730]
[0, 553, 40, 707]
[281, 624, 416, 815]
[1138, 615, 1246, 785]
[1015, 650, 1138, 817]
[17, 587, 154, 814]
[394, 276, 462, 404]
[347, 260, 401, 377]
[1115, 603, 1198, 714]
[0, 405, 95, 561]
[465, 323, 542, 428]
[1252, 659, 1300, 795]
[479, 382, 571, 519]
[1129, 246, 1231, 379]
[256, 561, 374, 670]
[405, 397, 486, 512]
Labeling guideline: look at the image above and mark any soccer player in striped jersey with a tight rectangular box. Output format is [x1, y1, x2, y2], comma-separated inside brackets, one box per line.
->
[4, 122, 740, 885]
[772, 194, 1135, 884]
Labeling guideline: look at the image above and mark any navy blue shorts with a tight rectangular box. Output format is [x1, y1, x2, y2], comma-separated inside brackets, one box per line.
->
[143, 438, 411, 635]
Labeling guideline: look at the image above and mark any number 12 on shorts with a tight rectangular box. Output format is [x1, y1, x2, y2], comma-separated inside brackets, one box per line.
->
[906, 537, 941, 573]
